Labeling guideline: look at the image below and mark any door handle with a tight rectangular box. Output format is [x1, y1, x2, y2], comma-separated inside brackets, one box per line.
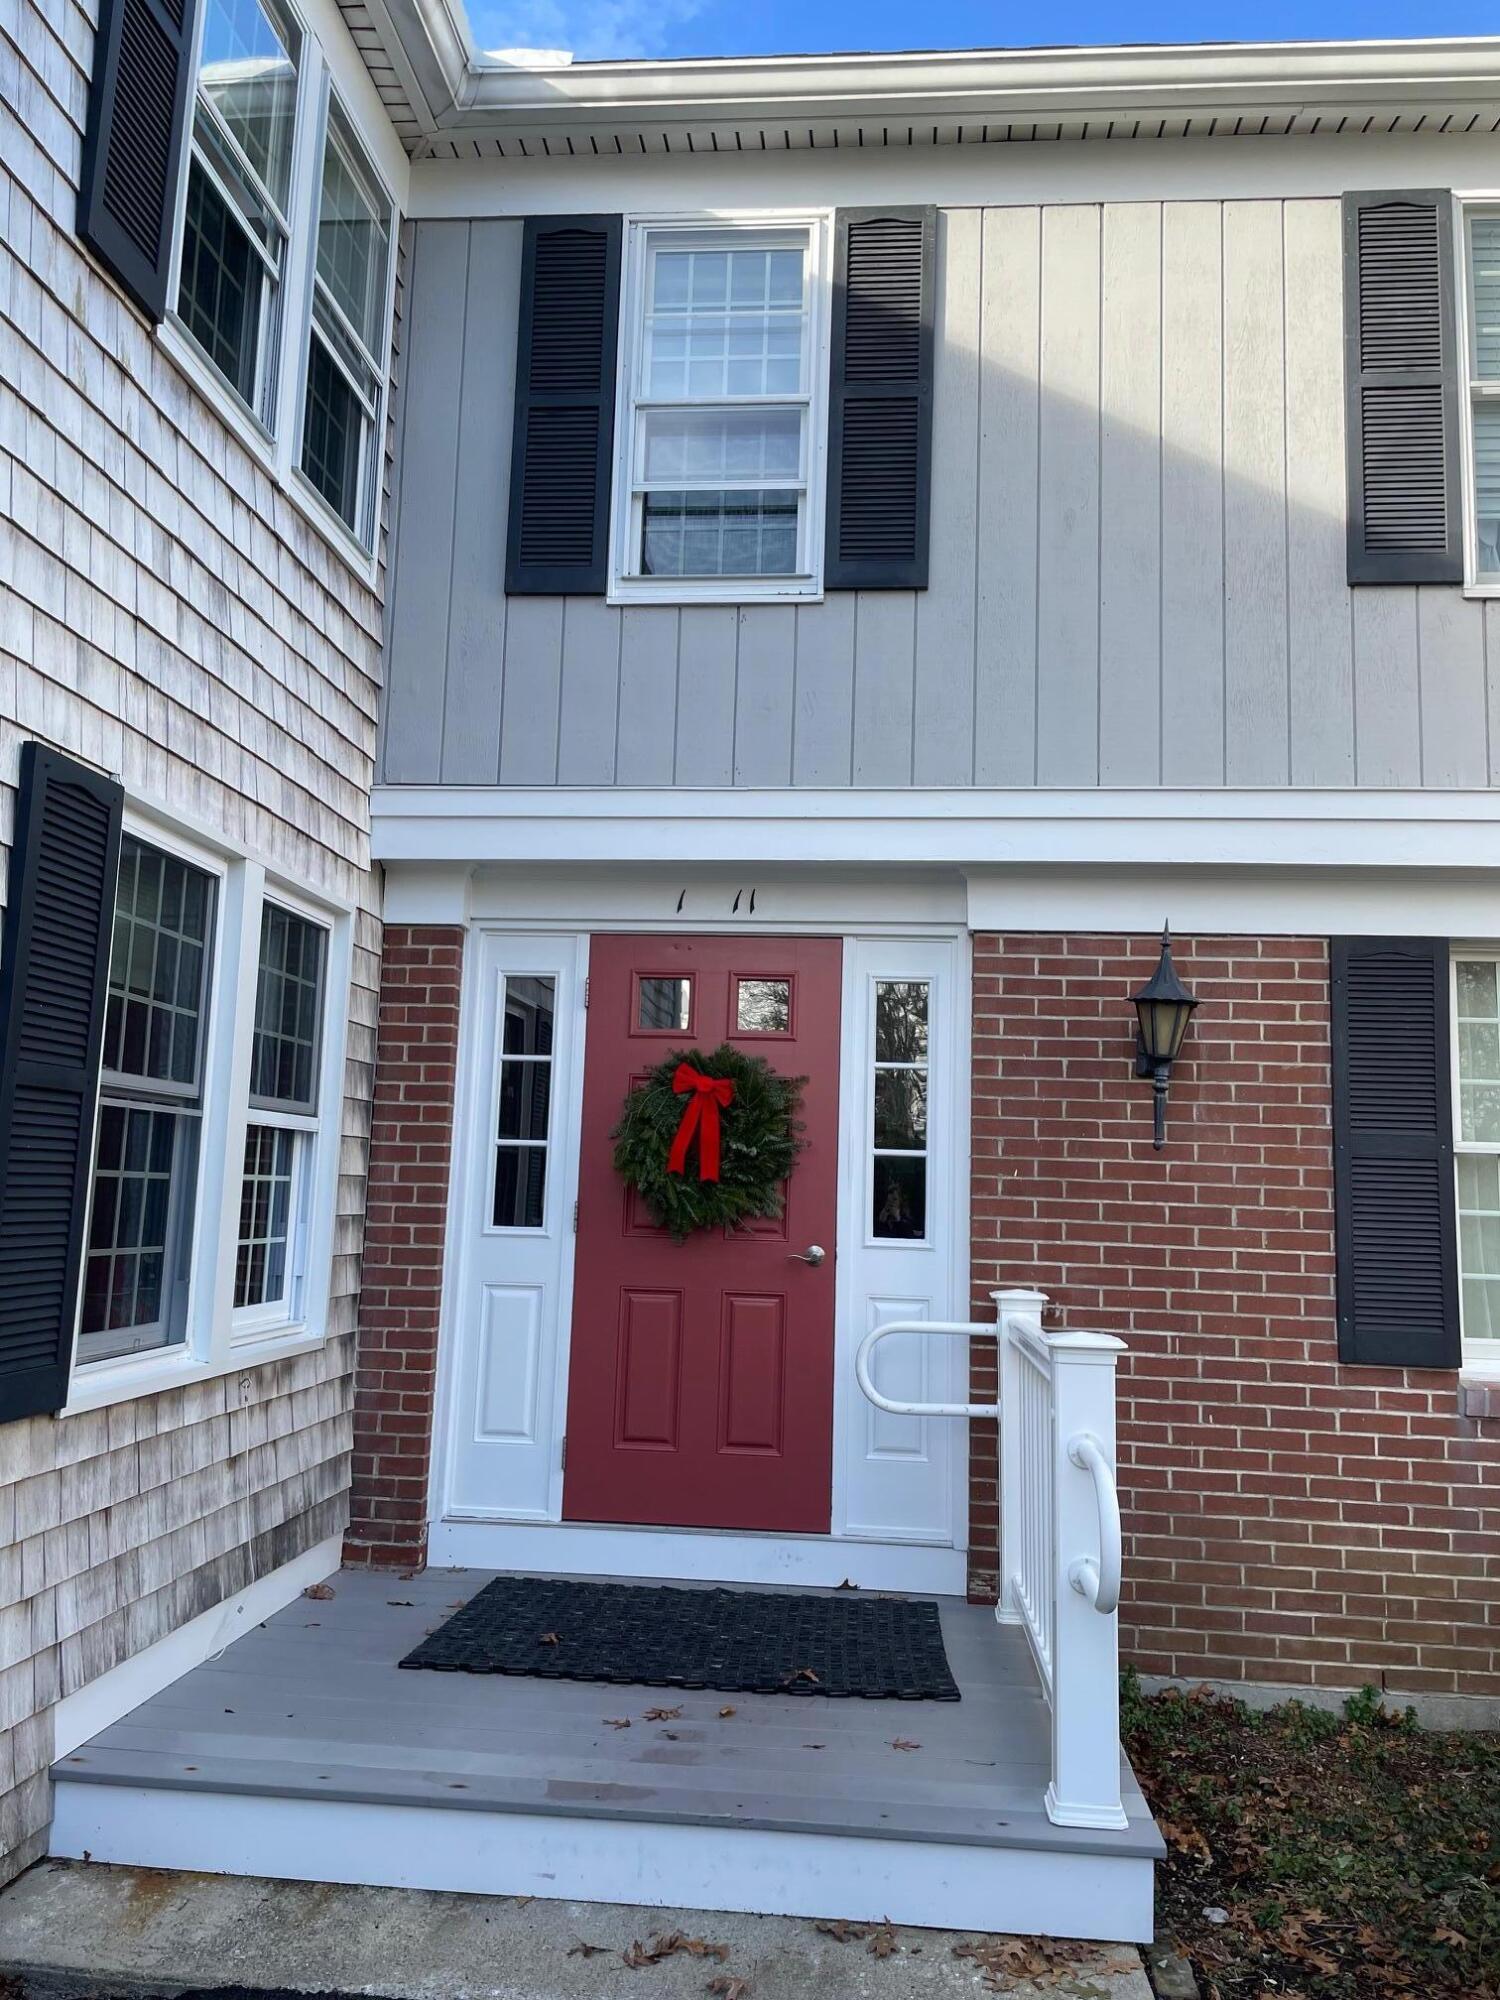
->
[789, 1245, 826, 1267]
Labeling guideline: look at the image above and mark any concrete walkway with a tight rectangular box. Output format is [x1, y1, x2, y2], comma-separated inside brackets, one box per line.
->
[0, 1862, 1153, 1999]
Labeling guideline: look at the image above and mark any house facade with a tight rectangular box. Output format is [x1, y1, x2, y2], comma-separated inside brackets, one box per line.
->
[0, 0, 406, 1881]
[362, 32, 1500, 1718]
[3, 0, 1500, 1941]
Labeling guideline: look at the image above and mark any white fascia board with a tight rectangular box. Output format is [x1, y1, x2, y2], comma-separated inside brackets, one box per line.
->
[371, 785, 1500, 872]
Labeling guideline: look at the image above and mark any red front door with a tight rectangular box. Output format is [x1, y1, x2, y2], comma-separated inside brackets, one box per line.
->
[564, 935, 842, 1533]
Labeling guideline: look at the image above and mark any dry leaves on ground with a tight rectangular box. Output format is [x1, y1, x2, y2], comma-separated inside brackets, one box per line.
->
[705, 1978, 751, 1999]
[538, 1631, 561, 1645]
[813, 1919, 867, 1944]
[622, 1932, 730, 1968]
[952, 1936, 1133, 1991]
[302, 1583, 335, 1601]
[603, 1717, 631, 1729]
[890, 1738, 921, 1752]
[782, 1667, 820, 1686]
[718, 1706, 737, 1718]
[567, 1941, 609, 1958]
[643, 1706, 683, 1721]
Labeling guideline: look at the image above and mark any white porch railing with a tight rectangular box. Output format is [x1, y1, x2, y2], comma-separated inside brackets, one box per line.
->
[853, 1287, 1128, 1833]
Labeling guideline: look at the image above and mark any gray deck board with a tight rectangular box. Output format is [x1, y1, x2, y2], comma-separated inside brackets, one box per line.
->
[56, 1570, 1163, 1862]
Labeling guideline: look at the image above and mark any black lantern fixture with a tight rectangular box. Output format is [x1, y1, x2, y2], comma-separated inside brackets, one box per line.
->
[1131, 925, 1199, 1150]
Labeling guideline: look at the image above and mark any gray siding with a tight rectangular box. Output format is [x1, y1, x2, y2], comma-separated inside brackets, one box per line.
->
[1, 0, 384, 1880]
[383, 200, 1500, 790]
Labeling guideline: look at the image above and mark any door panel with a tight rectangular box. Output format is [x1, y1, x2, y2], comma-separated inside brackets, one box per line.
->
[564, 934, 841, 1532]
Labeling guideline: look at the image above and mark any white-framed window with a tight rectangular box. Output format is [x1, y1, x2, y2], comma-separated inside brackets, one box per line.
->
[295, 96, 392, 548]
[167, 0, 399, 564]
[869, 978, 930, 1243]
[1453, 952, 1500, 1371]
[610, 213, 832, 605]
[1460, 205, 1500, 584]
[71, 809, 349, 1407]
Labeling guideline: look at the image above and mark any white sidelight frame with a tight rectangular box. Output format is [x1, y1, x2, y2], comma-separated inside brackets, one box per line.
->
[429, 914, 969, 1588]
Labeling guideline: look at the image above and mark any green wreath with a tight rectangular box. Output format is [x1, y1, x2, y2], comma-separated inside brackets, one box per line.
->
[612, 1043, 806, 1242]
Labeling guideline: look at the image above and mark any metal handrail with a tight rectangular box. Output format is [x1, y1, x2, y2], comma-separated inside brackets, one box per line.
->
[1066, 1431, 1122, 1615]
[853, 1321, 999, 1419]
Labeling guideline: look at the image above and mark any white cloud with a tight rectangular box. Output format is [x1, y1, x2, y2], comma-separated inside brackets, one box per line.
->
[472, 0, 708, 60]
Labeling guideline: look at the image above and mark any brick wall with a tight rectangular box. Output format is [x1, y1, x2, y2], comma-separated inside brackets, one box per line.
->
[345, 927, 464, 1569]
[970, 933, 1500, 1701]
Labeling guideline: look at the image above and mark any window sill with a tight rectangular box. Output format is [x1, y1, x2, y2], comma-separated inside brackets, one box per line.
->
[1459, 1367, 1500, 1420]
[1462, 581, 1500, 599]
[62, 1326, 328, 1416]
[156, 322, 379, 591]
[607, 579, 824, 608]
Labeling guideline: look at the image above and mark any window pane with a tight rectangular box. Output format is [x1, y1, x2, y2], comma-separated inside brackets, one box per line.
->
[645, 243, 806, 400]
[1457, 959, 1499, 1022]
[494, 1145, 547, 1228]
[638, 977, 690, 1031]
[875, 982, 929, 1063]
[178, 161, 261, 405]
[301, 332, 361, 531]
[874, 1070, 928, 1150]
[498, 1060, 551, 1141]
[873, 1155, 926, 1240]
[316, 110, 391, 356]
[235, 1124, 295, 1309]
[103, 838, 214, 1089]
[82, 1106, 182, 1341]
[1473, 403, 1500, 579]
[1457, 959, 1500, 1142]
[642, 489, 798, 577]
[197, 0, 298, 207]
[503, 977, 555, 1055]
[1470, 215, 1500, 380]
[641, 408, 802, 485]
[736, 979, 790, 1034]
[1459, 1154, 1500, 1341]
[251, 904, 325, 1109]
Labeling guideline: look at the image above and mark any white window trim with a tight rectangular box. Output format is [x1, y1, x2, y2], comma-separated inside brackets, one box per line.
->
[1450, 947, 1500, 1378]
[1453, 193, 1500, 598]
[156, 0, 402, 582]
[607, 208, 834, 607]
[63, 806, 352, 1415]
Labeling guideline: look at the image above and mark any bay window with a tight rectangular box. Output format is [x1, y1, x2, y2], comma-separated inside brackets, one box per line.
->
[177, 0, 300, 429]
[613, 217, 830, 601]
[297, 101, 392, 547]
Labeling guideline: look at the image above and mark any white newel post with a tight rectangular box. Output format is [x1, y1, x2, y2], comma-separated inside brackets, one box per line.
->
[993, 1290, 1129, 1833]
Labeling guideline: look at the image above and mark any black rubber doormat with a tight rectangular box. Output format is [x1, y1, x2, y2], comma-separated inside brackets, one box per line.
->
[398, 1576, 961, 1701]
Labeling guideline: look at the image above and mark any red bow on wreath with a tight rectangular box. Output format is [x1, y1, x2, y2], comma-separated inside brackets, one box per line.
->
[666, 1063, 736, 1183]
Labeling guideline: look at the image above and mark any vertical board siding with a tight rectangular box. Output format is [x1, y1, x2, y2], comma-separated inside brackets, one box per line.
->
[2, 0, 381, 1882]
[385, 200, 1489, 792]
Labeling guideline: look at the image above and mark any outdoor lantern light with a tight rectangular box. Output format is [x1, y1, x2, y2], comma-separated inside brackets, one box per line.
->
[1131, 925, 1199, 1151]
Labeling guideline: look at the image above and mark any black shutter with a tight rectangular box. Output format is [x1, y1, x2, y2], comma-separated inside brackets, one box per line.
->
[78, 0, 201, 322]
[1343, 191, 1463, 585]
[505, 215, 623, 595]
[0, 746, 123, 1423]
[824, 207, 936, 591]
[1331, 937, 1460, 1369]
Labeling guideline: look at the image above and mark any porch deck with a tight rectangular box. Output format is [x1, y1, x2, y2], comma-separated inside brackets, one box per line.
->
[50, 1569, 1162, 1942]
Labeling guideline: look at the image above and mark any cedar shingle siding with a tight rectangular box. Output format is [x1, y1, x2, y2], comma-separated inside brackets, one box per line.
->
[0, 0, 388, 1878]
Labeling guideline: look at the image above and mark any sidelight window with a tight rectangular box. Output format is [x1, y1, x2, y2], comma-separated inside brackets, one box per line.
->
[870, 980, 930, 1242]
[1455, 954, 1500, 1360]
[493, 976, 555, 1229]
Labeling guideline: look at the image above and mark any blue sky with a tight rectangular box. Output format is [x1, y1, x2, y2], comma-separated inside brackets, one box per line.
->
[469, 0, 1500, 63]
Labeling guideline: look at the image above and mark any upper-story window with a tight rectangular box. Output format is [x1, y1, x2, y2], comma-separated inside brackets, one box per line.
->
[612, 217, 830, 603]
[1463, 211, 1500, 582]
[169, 0, 397, 559]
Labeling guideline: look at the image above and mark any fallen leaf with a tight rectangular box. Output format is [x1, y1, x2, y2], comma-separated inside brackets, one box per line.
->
[783, 1667, 820, 1686]
[568, 1941, 609, 1958]
[644, 1706, 683, 1721]
[867, 1925, 899, 1958]
[836, 1578, 859, 1589]
[890, 1738, 921, 1752]
[718, 1706, 737, 1719]
[603, 1718, 632, 1730]
[622, 1932, 729, 1969]
[814, 1920, 867, 1944]
[1433, 1926, 1468, 1947]
[302, 1583, 335, 1601]
[538, 1631, 561, 1646]
[705, 1977, 751, 1999]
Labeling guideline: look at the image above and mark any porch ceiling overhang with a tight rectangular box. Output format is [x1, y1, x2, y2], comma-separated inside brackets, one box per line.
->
[338, 18, 1500, 161]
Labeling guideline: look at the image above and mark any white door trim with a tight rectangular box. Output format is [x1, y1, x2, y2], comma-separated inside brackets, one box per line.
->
[430, 918, 971, 1590]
